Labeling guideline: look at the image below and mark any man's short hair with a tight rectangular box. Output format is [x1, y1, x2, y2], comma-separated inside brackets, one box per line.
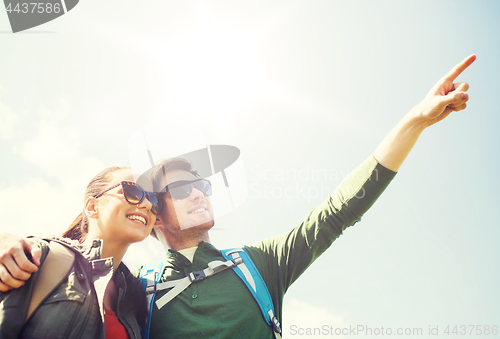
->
[149, 157, 199, 192]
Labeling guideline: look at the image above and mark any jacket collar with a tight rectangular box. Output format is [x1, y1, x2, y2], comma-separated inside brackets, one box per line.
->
[165, 241, 220, 267]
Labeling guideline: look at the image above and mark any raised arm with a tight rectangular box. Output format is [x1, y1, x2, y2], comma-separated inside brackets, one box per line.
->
[373, 54, 476, 171]
[0, 233, 41, 291]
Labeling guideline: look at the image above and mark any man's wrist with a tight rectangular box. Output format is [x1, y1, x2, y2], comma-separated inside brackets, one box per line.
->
[406, 103, 433, 130]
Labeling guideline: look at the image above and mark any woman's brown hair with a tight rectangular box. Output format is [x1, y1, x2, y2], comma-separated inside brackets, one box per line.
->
[62, 167, 129, 242]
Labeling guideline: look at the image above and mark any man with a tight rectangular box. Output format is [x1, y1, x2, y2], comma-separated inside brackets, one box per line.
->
[0, 55, 476, 338]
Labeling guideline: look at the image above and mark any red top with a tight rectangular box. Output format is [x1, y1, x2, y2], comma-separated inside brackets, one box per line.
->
[104, 306, 130, 339]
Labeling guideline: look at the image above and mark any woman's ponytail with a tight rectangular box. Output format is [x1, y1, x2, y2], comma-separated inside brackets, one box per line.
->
[62, 213, 86, 242]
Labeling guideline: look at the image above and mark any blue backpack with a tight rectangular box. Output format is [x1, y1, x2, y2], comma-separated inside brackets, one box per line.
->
[139, 248, 282, 339]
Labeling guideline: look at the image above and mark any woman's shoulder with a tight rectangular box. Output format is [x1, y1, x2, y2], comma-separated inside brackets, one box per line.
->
[40, 235, 82, 249]
[28, 236, 88, 268]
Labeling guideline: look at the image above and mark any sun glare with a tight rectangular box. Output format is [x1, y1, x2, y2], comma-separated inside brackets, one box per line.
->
[137, 5, 269, 118]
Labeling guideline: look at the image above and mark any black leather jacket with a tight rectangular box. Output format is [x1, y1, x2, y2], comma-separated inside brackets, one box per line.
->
[0, 237, 147, 339]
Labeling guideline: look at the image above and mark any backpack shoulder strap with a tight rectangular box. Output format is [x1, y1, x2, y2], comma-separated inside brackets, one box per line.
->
[139, 250, 282, 339]
[221, 248, 282, 339]
[139, 260, 165, 339]
[25, 241, 75, 323]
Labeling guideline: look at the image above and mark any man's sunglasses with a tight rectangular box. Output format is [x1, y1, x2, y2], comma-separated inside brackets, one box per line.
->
[161, 179, 212, 200]
[94, 181, 164, 215]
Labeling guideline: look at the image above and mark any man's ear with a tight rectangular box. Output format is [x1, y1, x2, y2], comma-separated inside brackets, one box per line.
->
[154, 217, 164, 227]
[84, 197, 99, 219]
[149, 218, 165, 240]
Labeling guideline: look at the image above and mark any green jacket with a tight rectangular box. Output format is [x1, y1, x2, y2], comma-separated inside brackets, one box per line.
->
[149, 156, 396, 338]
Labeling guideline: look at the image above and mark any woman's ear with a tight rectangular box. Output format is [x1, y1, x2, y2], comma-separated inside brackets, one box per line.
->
[84, 196, 99, 219]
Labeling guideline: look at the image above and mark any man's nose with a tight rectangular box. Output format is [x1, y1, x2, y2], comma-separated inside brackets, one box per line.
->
[189, 187, 204, 200]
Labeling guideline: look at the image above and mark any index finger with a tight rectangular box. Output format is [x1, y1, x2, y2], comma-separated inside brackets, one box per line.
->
[444, 54, 476, 82]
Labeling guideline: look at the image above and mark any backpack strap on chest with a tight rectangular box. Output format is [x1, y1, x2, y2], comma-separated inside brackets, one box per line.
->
[152, 256, 243, 309]
[139, 248, 282, 339]
[221, 248, 282, 339]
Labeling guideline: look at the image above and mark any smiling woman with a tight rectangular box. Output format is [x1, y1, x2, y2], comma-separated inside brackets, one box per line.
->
[0, 166, 160, 339]
[63, 168, 162, 259]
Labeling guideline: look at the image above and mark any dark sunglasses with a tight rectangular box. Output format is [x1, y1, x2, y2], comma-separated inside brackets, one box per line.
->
[94, 181, 164, 215]
[161, 179, 212, 200]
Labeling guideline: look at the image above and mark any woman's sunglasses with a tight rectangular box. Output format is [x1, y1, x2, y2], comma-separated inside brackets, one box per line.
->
[161, 179, 212, 200]
[94, 181, 164, 215]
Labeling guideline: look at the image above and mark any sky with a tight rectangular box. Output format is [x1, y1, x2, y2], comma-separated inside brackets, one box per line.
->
[1, 1, 499, 338]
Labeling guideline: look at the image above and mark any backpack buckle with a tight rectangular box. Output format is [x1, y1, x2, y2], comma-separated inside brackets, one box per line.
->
[145, 285, 157, 294]
[271, 316, 282, 334]
[231, 257, 243, 266]
[189, 270, 206, 282]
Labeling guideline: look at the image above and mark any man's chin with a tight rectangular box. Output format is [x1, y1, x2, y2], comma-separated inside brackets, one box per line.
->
[179, 218, 215, 231]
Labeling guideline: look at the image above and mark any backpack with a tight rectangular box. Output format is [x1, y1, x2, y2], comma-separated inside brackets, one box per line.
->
[139, 248, 282, 339]
[26, 241, 75, 323]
